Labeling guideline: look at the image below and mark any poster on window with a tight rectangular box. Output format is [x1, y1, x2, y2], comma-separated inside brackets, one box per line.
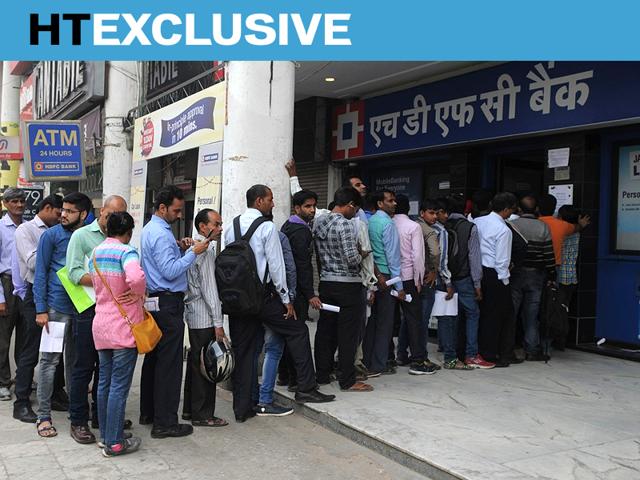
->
[614, 145, 640, 253]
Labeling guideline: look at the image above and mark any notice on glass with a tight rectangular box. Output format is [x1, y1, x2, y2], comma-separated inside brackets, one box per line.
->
[39, 321, 66, 353]
[548, 184, 573, 214]
[548, 147, 570, 168]
[615, 146, 640, 252]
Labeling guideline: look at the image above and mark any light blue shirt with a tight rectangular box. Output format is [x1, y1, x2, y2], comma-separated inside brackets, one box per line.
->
[11, 246, 26, 300]
[0, 214, 19, 302]
[141, 215, 196, 293]
[370, 210, 402, 291]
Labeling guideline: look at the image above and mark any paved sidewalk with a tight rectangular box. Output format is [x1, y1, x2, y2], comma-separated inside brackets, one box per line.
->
[0, 366, 423, 480]
[276, 345, 640, 480]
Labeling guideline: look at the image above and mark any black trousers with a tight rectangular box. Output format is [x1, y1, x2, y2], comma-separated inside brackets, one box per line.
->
[314, 282, 364, 390]
[229, 294, 316, 419]
[398, 281, 425, 363]
[182, 327, 217, 421]
[14, 285, 39, 406]
[363, 274, 396, 373]
[140, 293, 185, 428]
[0, 274, 21, 387]
[277, 295, 309, 386]
[478, 267, 515, 360]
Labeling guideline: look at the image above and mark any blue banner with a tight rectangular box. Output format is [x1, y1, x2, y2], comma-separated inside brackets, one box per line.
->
[332, 62, 640, 159]
[159, 97, 216, 148]
[23, 122, 85, 180]
[3, 1, 640, 60]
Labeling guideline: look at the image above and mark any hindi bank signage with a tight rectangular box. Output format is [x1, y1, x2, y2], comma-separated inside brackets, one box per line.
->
[133, 82, 226, 162]
[332, 62, 640, 160]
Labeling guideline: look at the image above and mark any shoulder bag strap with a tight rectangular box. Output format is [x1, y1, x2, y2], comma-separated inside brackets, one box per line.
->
[92, 254, 132, 327]
[242, 216, 269, 242]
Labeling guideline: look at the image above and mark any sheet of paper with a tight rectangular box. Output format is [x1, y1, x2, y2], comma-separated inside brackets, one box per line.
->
[144, 297, 160, 312]
[390, 290, 413, 303]
[39, 321, 66, 353]
[548, 147, 570, 168]
[56, 266, 95, 313]
[321, 303, 340, 313]
[431, 291, 458, 316]
[548, 184, 573, 214]
[385, 276, 402, 287]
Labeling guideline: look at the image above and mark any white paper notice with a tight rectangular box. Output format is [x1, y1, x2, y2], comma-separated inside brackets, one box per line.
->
[39, 321, 66, 353]
[548, 184, 573, 214]
[385, 276, 402, 287]
[431, 291, 458, 316]
[321, 303, 341, 313]
[548, 147, 570, 168]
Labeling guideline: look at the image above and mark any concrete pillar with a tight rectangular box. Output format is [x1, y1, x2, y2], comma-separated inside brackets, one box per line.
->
[1, 61, 21, 189]
[102, 61, 138, 204]
[221, 61, 295, 228]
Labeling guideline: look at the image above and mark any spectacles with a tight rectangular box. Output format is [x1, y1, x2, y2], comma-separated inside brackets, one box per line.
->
[61, 208, 81, 214]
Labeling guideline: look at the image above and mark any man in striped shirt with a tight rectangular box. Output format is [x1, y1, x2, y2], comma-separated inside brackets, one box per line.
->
[510, 195, 556, 361]
[182, 209, 228, 428]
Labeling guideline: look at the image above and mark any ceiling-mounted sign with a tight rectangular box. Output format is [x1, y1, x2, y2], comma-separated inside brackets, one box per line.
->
[33, 61, 105, 120]
[133, 81, 226, 162]
[145, 61, 211, 100]
[22, 120, 85, 181]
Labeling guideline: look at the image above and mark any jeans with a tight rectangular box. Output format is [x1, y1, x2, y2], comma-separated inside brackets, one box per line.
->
[97, 348, 137, 446]
[36, 310, 72, 421]
[511, 268, 545, 355]
[453, 277, 480, 358]
[437, 315, 458, 362]
[69, 307, 99, 426]
[253, 326, 285, 405]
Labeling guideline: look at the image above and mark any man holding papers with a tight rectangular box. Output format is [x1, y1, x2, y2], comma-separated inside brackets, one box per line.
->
[65, 195, 127, 444]
[313, 187, 372, 392]
[13, 195, 62, 423]
[33, 193, 92, 438]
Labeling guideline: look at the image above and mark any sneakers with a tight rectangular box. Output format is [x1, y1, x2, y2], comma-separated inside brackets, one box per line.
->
[254, 403, 294, 417]
[408, 361, 438, 375]
[443, 359, 474, 370]
[98, 431, 132, 449]
[102, 436, 142, 457]
[465, 355, 496, 369]
[0, 386, 11, 401]
[424, 359, 442, 371]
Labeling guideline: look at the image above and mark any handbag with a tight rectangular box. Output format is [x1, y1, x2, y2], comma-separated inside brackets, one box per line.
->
[92, 255, 162, 354]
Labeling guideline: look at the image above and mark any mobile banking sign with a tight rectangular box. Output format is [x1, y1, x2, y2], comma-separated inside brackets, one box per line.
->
[23, 120, 85, 181]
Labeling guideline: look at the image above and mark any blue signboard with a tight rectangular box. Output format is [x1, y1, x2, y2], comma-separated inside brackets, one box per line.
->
[23, 121, 85, 181]
[332, 62, 640, 159]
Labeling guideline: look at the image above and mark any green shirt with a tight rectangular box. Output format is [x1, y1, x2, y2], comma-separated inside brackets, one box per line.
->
[65, 219, 106, 285]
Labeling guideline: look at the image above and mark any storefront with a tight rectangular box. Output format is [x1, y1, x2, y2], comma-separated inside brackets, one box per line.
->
[328, 61, 640, 350]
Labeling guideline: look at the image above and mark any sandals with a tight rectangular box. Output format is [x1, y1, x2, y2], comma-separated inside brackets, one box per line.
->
[192, 417, 229, 427]
[37, 419, 58, 438]
[341, 381, 374, 392]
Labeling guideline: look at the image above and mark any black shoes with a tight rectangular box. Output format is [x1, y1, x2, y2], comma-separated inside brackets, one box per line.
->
[294, 389, 336, 404]
[150, 423, 194, 439]
[526, 352, 551, 362]
[235, 411, 256, 423]
[92, 418, 133, 429]
[13, 404, 37, 423]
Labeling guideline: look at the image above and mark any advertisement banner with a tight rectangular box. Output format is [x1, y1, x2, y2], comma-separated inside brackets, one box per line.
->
[129, 160, 148, 251]
[194, 141, 223, 219]
[614, 145, 640, 253]
[133, 82, 226, 162]
[23, 120, 85, 181]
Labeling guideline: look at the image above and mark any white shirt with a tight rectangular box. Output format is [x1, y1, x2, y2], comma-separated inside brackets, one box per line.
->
[223, 208, 289, 304]
[14, 215, 48, 284]
[474, 211, 512, 285]
[185, 233, 223, 329]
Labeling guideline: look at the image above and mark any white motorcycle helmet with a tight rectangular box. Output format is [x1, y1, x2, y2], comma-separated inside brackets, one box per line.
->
[199, 338, 235, 384]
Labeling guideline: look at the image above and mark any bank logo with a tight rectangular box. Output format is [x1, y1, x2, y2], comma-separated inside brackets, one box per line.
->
[332, 101, 364, 160]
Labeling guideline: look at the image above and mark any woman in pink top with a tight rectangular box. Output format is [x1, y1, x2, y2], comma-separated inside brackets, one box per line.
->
[89, 212, 145, 457]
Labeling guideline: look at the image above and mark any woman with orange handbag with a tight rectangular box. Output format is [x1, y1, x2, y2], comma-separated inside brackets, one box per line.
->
[89, 212, 146, 457]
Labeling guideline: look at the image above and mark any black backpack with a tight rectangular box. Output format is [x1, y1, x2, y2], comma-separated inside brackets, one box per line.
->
[215, 216, 269, 316]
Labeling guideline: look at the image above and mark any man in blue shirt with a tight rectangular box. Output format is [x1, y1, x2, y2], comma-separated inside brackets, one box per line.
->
[33, 192, 91, 437]
[140, 185, 209, 439]
[364, 190, 406, 377]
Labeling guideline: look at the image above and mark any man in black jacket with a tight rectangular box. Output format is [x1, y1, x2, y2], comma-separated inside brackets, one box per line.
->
[278, 190, 322, 389]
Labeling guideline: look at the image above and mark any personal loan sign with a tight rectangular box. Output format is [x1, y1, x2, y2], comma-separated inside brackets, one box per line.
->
[331, 61, 640, 160]
[133, 81, 226, 162]
[22, 120, 85, 181]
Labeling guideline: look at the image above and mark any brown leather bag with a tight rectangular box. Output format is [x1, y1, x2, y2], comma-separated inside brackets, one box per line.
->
[92, 255, 162, 354]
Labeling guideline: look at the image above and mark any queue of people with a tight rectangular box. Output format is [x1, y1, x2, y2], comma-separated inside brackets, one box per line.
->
[0, 163, 589, 458]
